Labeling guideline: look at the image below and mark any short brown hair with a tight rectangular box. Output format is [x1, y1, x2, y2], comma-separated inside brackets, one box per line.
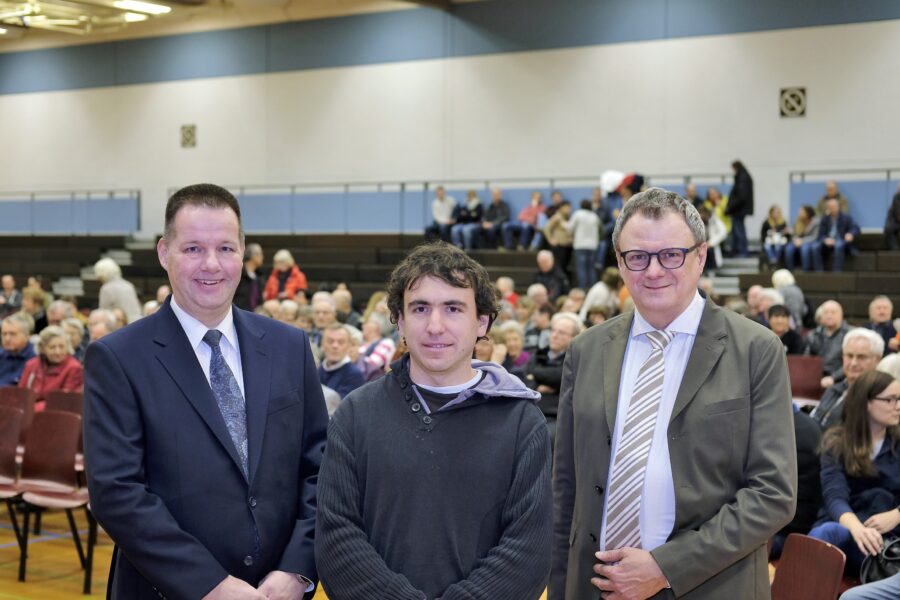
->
[387, 242, 500, 328]
[164, 184, 243, 242]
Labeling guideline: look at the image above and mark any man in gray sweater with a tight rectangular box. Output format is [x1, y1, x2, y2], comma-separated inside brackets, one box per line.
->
[315, 242, 552, 600]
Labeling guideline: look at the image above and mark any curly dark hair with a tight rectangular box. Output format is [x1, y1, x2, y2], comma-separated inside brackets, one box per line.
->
[387, 242, 500, 329]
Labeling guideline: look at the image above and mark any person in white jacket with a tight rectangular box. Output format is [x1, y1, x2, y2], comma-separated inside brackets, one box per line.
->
[700, 206, 727, 274]
[565, 199, 603, 289]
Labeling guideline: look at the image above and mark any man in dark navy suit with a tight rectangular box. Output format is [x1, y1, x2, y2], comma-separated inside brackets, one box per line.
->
[84, 184, 327, 600]
[813, 197, 860, 271]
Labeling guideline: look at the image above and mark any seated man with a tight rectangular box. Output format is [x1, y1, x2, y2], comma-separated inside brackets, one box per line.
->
[480, 188, 510, 249]
[866, 295, 898, 355]
[317, 323, 365, 400]
[768, 304, 806, 354]
[813, 198, 860, 271]
[0, 313, 36, 386]
[450, 191, 484, 250]
[523, 302, 553, 353]
[533, 250, 570, 302]
[310, 293, 338, 348]
[503, 191, 545, 250]
[810, 328, 883, 430]
[424, 186, 456, 243]
[816, 180, 849, 215]
[521, 311, 583, 445]
[0, 275, 22, 319]
[806, 299, 850, 379]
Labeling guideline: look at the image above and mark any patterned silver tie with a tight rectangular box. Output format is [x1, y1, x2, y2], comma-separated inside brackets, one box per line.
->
[604, 329, 675, 550]
[203, 329, 248, 477]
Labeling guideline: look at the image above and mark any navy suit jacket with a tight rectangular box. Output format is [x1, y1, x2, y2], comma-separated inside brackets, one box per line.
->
[817, 212, 860, 241]
[84, 300, 327, 600]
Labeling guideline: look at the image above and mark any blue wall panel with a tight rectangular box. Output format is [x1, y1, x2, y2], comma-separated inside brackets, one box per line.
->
[293, 193, 345, 233]
[402, 191, 429, 232]
[346, 192, 402, 232]
[239, 194, 293, 233]
[0, 44, 115, 95]
[87, 198, 139, 233]
[32, 200, 78, 234]
[0, 201, 33, 233]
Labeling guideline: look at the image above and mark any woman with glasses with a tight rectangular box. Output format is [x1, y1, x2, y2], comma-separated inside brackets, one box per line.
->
[808, 370, 900, 572]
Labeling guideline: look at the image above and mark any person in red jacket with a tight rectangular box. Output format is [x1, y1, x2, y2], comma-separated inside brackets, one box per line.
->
[264, 249, 308, 302]
[18, 324, 83, 411]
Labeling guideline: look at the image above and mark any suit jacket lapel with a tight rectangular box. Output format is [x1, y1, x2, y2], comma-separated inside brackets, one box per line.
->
[670, 299, 727, 423]
[603, 313, 633, 428]
[234, 308, 270, 485]
[153, 302, 247, 478]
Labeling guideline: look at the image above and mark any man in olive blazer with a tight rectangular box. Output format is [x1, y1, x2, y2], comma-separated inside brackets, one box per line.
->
[551, 188, 796, 599]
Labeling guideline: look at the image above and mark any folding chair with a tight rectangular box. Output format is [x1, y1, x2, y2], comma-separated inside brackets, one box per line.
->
[44, 390, 84, 416]
[787, 355, 825, 404]
[0, 405, 25, 549]
[0, 386, 35, 443]
[771, 533, 846, 600]
[16, 410, 97, 594]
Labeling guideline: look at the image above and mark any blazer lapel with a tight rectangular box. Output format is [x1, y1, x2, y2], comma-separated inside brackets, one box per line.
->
[233, 308, 271, 485]
[153, 302, 247, 478]
[670, 299, 727, 423]
[603, 313, 633, 428]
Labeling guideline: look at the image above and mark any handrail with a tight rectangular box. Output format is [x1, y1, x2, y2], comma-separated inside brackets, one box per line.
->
[790, 167, 900, 182]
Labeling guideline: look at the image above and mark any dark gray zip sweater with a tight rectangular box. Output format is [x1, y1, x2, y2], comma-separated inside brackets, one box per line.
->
[315, 356, 552, 600]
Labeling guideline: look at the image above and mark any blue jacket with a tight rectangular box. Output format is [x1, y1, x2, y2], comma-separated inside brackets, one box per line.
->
[0, 342, 36, 386]
[819, 433, 900, 525]
[818, 212, 861, 243]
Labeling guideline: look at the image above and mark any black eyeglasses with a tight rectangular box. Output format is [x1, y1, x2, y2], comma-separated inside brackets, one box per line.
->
[872, 396, 900, 407]
[619, 243, 702, 272]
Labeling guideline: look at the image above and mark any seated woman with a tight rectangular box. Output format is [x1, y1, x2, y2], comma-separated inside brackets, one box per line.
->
[784, 205, 821, 271]
[498, 320, 531, 373]
[358, 312, 396, 381]
[264, 249, 308, 302]
[761, 205, 790, 268]
[808, 370, 900, 572]
[18, 325, 84, 411]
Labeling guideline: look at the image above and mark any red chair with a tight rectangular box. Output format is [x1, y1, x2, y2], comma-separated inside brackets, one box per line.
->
[44, 390, 84, 416]
[0, 386, 35, 443]
[0, 405, 25, 549]
[771, 533, 846, 600]
[16, 410, 97, 595]
[787, 355, 825, 403]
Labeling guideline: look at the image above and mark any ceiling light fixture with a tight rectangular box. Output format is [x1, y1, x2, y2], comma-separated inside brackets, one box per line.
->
[112, 0, 171, 15]
[0, 26, 6, 34]
[123, 11, 148, 22]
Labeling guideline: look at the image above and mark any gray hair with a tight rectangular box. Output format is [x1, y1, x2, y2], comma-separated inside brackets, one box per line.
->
[870, 295, 893, 310]
[612, 187, 706, 252]
[498, 320, 525, 338]
[311, 291, 336, 310]
[877, 354, 900, 380]
[89, 308, 118, 332]
[759, 288, 785, 306]
[771, 268, 796, 288]
[48, 299, 76, 319]
[38, 325, 73, 355]
[551, 311, 585, 336]
[94, 257, 122, 282]
[365, 312, 393, 338]
[61, 317, 85, 337]
[842, 327, 885, 357]
[526, 283, 548, 300]
[2, 312, 34, 335]
[273, 249, 295, 267]
[345, 324, 363, 345]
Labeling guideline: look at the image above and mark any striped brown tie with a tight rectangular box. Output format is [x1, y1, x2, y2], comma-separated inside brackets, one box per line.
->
[604, 329, 674, 550]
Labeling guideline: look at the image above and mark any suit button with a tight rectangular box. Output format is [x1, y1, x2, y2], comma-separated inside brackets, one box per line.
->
[423, 416, 433, 425]
[594, 485, 604, 495]
[249, 496, 257, 508]
[411, 403, 421, 413]
[243, 555, 254, 566]
[589, 533, 597, 543]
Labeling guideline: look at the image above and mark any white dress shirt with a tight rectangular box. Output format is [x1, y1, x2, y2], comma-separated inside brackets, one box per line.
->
[600, 291, 705, 551]
[170, 297, 245, 396]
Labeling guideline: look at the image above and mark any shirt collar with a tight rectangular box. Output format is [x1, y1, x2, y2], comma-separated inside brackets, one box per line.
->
[170, 297, 238, 353]
[631, 291, 705, 339]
